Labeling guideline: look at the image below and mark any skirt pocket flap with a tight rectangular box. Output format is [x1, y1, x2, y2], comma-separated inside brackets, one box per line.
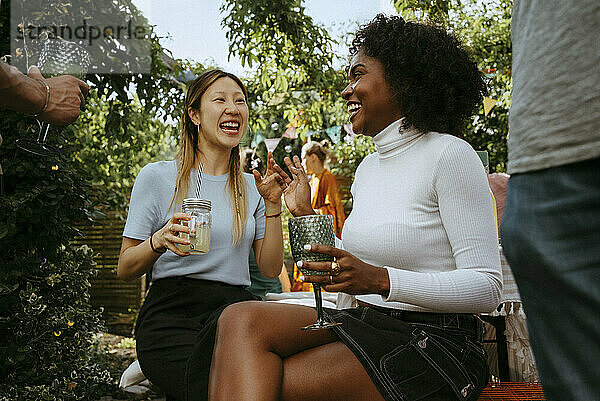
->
[380, 333, 448, 400]
[412, 330, 476, 400]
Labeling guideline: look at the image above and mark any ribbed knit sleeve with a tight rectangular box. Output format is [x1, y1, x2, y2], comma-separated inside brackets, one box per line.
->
[384, 139, 503, 313]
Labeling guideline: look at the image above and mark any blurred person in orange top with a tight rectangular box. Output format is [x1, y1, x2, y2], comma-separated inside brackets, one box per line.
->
[292, 140, 346, 292]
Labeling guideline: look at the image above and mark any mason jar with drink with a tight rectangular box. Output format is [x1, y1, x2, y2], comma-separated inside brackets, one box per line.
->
[179, 198, 211, 254]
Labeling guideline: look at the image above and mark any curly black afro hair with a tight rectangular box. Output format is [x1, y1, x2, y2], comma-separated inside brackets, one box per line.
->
[350, 14, 487, 136]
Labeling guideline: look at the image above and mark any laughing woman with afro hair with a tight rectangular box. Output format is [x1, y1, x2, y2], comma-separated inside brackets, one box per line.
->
[208, 15, 501, 401]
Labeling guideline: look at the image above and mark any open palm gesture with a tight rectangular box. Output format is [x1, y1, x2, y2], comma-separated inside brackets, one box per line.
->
[273, 155, 313, 216]
[253, 152, 286, 205]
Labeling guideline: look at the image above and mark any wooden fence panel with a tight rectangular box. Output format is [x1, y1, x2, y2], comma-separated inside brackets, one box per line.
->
[73, 213, 145, 335]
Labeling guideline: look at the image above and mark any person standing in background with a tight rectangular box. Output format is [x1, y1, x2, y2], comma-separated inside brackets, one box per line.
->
[501, 1, 600, 400]
[303, 140, 346, 237]
[292, 140, 346, 292]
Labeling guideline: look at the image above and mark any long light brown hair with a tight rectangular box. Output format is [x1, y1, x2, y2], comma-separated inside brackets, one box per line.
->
[171, 69, 248, 246]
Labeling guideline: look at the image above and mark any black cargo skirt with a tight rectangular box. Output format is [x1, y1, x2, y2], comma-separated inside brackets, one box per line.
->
[323, 305, 489, 401]
[135, 277, 259, 401]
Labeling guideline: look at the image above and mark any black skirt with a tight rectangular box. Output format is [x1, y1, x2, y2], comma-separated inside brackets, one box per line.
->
[135, 277, 259, 401]
[324, 305, 489, 401]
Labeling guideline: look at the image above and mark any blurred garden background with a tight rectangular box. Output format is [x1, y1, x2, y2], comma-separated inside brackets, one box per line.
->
[0, 0, 511, 399]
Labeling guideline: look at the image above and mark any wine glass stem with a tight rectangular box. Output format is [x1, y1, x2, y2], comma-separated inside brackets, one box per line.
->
[39, 122, 51, 144]
[313, 283, 325, 322]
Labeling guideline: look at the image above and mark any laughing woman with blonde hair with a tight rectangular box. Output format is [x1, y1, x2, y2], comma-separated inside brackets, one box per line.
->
[117, 69, 286, 401]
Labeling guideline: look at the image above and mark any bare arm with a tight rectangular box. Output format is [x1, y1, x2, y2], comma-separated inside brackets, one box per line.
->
[117, 213, 192, 281]
[278, 264, 291, 292]
[252, 152, 285, 278]
[0, 61, 89, 125]
[0, 62, 46, 114]
[117, 237, 159, 281]
[252, 201, 284, 279]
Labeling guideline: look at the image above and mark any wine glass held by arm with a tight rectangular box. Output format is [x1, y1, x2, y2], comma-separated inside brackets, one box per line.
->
[300, 243, 391, 297]
[27, 65, 89, 125]
[272, 154, 314, 217]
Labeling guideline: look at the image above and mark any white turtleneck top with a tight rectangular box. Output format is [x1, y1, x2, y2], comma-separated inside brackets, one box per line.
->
[341, 119, 502, 313]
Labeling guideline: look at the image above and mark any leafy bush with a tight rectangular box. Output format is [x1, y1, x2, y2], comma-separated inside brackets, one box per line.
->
[0, 0, 190, 395]
[0, 111, 112, 400]
[115, 337, 136, 350]
[73, 92, 179, 217]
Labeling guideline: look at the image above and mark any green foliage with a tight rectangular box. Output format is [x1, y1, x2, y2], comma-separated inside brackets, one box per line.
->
[394, 0, 452, 22]
[114, 337, 136, 349]
[281, 205, 294, 261]
[73, 91, 178, 216]
[454, 0, 512, 172]
[6, 0, 208, 215]
[222, 0, 333, 79]
[222, 0, 348, 139]
[393, 0, 512, 172]
[0, 246, 111, 401]
[0, 0, 190, 398]
[0, 111, 111, 399]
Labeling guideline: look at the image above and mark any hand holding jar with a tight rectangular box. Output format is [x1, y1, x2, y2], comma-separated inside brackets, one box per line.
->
[151, 212, 193, 257]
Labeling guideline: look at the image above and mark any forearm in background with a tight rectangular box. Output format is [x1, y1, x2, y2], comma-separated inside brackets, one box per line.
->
[0, 62, 45, 114]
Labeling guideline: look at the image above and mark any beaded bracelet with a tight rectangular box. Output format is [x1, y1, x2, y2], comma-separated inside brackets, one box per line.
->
[30, 78, 50, 117]
[149, 233, 166, 254]
[264, 211, 282, 218]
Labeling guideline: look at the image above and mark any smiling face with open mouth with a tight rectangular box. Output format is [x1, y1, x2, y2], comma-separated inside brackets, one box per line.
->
[341, 50, 402, 137]
[189, 76, 249, 151]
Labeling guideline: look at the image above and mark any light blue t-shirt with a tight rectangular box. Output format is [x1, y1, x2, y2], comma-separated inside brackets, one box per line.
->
[123, 160, 266, 285]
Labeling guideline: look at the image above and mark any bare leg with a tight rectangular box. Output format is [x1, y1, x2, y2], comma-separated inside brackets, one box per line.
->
[280, 340, 384, 401]
[208, 301, 384, 401]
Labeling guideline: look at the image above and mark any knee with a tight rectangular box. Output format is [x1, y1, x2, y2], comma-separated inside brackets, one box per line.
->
[216, 301, 266, 343]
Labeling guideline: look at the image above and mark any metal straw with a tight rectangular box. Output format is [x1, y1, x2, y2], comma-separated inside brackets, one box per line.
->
[195, 162, 203, 198]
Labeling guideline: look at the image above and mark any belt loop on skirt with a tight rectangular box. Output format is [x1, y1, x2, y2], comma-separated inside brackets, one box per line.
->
[442, 313, 460, 329]
[476, 316, 485, 343]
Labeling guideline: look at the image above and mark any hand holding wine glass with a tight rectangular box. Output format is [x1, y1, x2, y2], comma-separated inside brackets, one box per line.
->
[288, 214, 342, 330]
[17, 38, 91, 156]
[298, 244, 391, 296]
[0, 60, 88, 125]
[27, 66, 89, 126]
